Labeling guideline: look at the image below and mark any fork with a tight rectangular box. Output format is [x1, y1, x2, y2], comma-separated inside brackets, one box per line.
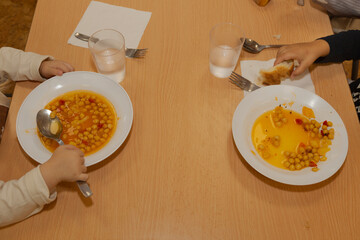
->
[74, 32, 148, 58]
[229, 71, 260, 92]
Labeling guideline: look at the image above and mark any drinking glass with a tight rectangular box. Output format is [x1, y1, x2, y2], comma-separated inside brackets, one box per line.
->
[209, 23, 245, 78]
[88, 29, 126, 83]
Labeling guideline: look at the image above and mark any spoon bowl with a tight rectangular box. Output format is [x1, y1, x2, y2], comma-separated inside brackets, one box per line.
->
[36, 109, 63, 145]
[36, 109, 93, 198]
[243, 38, 284, 53]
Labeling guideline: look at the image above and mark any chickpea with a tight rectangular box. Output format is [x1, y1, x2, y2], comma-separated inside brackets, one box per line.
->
[289, 165, 295, 171]
[289, 158, 295, 164]
[298, 147, 305, 154]
[290, 152, 296, 158]
[93, 119, 99, 124]
[284, 161, 290, 168]
[258, 144, 265, 150]
[284, 151, 290, 157]
[295, 163, 302, 170]
[327, 121, 333, 127]
[310, 140, 319, 148]
[275, 122, 282, 127]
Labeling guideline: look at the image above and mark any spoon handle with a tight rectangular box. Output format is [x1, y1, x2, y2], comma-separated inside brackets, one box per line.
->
[264, 44, 285, 48]
[77, 181, 93, 197]
[56, 139, 93, 198]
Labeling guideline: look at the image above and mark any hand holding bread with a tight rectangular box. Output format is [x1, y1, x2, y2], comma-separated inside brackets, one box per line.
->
[274, 40, 330, 78]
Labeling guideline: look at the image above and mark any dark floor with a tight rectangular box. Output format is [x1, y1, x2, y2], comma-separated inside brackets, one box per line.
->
[0, 0, 37, 50]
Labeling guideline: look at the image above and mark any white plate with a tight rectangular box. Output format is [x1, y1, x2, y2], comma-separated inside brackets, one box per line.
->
[16, 71, 133, 167]
[232, 85, 348, 185]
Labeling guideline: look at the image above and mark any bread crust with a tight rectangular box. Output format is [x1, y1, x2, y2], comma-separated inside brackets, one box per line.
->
[259, 60, 294, 85]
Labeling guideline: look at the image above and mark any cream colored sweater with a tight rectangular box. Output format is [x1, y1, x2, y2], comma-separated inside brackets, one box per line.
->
[0, 47, 56, 227]
[0, 47, 52, 107]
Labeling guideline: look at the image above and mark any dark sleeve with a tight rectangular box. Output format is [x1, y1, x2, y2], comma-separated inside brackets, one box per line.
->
[315, 30, 360, 63]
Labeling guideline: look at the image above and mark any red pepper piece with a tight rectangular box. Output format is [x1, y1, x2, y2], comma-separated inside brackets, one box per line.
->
[323, 120, 328, 126]
[89, 98, 95, 103]
[295, 119, 303, 125]
[309, 161, 317, 167]
[59, 100, 65, 105]
[82, 140, 89, 145]
[98, 123, 104, 129]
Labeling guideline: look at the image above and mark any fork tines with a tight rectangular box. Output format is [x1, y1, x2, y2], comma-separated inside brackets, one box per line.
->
[229, 72, 248, 89]
[228, 71, 260, 92]
[126, 48, 148, 58]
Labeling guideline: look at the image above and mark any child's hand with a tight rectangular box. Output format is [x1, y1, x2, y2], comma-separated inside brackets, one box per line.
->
[39, 60, 74, 79]
[40, 145, 88, 193]
[274, 40, 330, 78]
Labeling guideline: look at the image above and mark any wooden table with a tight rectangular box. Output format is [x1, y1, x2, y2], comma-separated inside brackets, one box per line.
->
[1, 0, 359, 239]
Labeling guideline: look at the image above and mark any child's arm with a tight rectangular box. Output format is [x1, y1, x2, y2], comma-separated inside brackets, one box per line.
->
[0, 47, 74, 82]
[0, 145, 87, 227]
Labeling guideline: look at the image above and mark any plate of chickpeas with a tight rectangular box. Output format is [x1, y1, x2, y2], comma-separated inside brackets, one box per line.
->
[16, 71, 133, 166]
[232, 85, 348, 185]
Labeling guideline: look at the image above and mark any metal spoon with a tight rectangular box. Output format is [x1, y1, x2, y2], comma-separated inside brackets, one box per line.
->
[36, 109, 93, 198]
[243, 38, 284, 54]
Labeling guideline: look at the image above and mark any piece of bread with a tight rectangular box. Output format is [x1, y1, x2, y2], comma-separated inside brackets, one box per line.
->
[258, 60, 294, 85]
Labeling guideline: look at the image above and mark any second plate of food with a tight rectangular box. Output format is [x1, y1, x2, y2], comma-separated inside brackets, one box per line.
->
[16, 71, 133, 166]
[232, 85, 348, 185]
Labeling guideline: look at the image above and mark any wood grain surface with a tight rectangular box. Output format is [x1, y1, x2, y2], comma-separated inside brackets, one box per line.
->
[0, 0, 359, 239]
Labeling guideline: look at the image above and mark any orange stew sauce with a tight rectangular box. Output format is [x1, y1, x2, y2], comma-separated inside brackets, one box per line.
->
[38, 90, 117, 155]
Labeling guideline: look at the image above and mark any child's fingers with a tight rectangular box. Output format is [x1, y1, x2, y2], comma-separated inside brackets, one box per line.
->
[78, 173, 89, 182]
[55, 61, 74, 73]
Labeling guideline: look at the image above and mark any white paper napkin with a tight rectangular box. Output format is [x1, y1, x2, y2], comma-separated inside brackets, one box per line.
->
[240, 59, 315, 95]
[67, 1, 152, 49]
